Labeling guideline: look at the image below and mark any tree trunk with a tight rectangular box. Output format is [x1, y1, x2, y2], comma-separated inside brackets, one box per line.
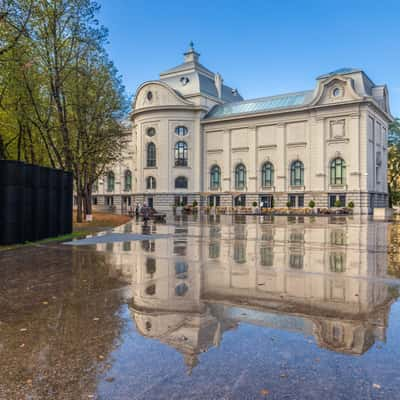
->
[0, 134, 5, 160]
[76, 192, 83, 223]
[75, 171, 83, 223]
[82, 180, 93, 221]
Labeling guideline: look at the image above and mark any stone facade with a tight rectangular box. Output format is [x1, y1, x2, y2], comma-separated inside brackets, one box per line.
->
[93, 44, 393, 214]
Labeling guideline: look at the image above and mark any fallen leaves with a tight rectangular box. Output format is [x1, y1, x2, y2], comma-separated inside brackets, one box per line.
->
[373, 383, 381, 389]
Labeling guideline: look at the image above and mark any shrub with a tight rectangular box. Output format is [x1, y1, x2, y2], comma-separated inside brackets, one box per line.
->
[334, 199, 342, 207]
[252, 201, 258, 207]
[348, 201, 355, 208]
[286, 201, 292, 208]
[192, 200, 198, 207]
[308, 200, 315, 208]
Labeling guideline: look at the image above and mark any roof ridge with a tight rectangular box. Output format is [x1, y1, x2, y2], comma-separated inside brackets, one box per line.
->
[204, 90, 314, 119]
[225, 90, 314, 106]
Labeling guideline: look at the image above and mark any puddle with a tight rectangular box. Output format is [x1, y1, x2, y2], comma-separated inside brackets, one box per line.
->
[1, 214, 400, 399]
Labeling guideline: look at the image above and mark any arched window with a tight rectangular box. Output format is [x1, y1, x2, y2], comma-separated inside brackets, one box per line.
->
[175, 283, 188, 296]
[107, 171, 115, 192]
[261, 162, 274, 187]
[175, 261, 188, 279]
[329, 252, 345, 272]
[290, 160, 304, 186]
[175, 176, 188, 189]
[175, 141, 188, 166]
[233, 241, 246, 264]
[175, 126, 188, 136]
[124, 170, 132, 191]
[146, 176, 156, 189]
[235, 163, 246, 190]
[210, 165, 221, 190]
[146, 257, 156, 275]
[147, 142, 156, 167]
[260, 246, 274, 267]
[330, 158, 346, 185]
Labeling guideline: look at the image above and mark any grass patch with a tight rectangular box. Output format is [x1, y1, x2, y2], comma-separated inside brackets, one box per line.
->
[0, 211, 132, 252]
[73, 211, 131, 232]
[0, 231, 89, 252]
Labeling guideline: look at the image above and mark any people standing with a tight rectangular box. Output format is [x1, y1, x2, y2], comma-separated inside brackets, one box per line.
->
[141, 203, 150, 222]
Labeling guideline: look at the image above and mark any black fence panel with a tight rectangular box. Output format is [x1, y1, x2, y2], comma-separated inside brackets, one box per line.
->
[0, 160, 73, 245]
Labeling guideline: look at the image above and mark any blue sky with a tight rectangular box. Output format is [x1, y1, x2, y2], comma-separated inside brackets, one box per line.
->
[97, 0, 400, 116]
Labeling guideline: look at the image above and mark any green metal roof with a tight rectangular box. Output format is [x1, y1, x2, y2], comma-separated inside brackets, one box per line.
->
[205, 90, 314, 119]
[317, 67, 361, 80]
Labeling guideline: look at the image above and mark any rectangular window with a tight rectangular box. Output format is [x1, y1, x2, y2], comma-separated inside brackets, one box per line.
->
[260, 195, 273, 208]
[289, 254, 303, 269]
[289, 195, 296, 207]
[329, 194, 346, 207]
[106, 196, 114, 206]
[297, 195, 304, 207]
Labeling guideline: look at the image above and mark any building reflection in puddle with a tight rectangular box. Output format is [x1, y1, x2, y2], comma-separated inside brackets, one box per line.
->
[96, 215, 398, 373]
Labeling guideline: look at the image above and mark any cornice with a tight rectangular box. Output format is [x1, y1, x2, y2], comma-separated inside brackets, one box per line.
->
[131, 104, 207, 119]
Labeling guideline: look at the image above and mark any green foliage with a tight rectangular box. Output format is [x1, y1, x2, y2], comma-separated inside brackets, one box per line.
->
[286, 201, 291, 208]
[334, 199, 342, 207]
[308, 200, 315, 208]
[0, 0, 128, 222]
[252, 201, 258, 207]
[388, 118, 400, 146]
[388, 120, 400, 207]
[192, 200, 198, 207]
[348, 201, 355, 208]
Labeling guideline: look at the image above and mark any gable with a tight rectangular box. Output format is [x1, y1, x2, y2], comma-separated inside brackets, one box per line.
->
[311, 76, 362, 106]
[133, 81, 192, 110]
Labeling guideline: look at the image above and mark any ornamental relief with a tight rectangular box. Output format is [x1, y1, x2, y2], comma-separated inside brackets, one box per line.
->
[329, 119, 346, 139]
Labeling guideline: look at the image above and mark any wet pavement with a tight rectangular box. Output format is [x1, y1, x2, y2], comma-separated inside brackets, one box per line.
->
[1, 214, 400, 399]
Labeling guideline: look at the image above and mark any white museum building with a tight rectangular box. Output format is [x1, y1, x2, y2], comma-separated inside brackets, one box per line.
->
[92, 43, 393, 214]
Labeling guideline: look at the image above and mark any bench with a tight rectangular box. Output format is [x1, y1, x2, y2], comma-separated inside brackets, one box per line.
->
[152, 213, 166, 222]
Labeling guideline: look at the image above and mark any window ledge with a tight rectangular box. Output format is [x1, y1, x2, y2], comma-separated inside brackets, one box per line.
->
[144, 166, 157, 169]
[329, 184, 347, 190]
[289, 186, 305, 191]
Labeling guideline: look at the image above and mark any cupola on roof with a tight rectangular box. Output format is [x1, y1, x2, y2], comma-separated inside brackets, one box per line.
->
[159, 43, 242, 103]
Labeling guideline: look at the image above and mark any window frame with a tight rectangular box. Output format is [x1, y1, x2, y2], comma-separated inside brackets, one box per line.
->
[175, 176, 188, 189]
[330, 158, 346, 185]
[290, 160, 304, 186]
[235, 163, 247, 190]
[261, 162, 274, 188]
[175, 125, 188, 136]
[174, 141, 188, 166]
[210, 165, 221, 190]
[107, 171, 115, 192]
[146, 176, 156, 190]
[124, 170, 132, 191]
[147, 142, 156, 167]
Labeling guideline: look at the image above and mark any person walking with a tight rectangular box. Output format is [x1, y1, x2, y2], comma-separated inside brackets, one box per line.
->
[141, 203, 150, 223]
